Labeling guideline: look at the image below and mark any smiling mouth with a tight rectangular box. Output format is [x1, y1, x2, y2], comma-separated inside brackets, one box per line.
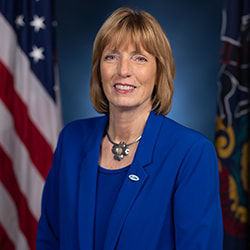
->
[114, 84, 136, 90]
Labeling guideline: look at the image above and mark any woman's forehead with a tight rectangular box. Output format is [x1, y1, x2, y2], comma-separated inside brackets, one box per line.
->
[104, 35, 147, 53]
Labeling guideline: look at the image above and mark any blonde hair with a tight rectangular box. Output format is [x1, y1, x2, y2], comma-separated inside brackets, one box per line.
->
[90, 7, 175, 115]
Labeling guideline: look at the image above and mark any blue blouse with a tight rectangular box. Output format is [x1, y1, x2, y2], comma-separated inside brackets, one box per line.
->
[94, 165, 130, 250]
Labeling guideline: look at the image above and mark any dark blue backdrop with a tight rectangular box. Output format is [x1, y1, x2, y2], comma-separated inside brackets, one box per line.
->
[55, 0, 221, 141]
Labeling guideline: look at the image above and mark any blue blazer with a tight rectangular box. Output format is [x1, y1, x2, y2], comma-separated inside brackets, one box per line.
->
[36, 112, 223, 250]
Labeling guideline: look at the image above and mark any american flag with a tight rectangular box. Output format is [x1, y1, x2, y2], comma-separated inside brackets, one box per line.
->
[0, 0, 61, 249]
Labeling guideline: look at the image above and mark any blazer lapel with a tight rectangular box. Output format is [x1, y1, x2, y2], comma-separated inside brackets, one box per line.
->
[103, 112, 164, 250]
[78, 115, 107, 250]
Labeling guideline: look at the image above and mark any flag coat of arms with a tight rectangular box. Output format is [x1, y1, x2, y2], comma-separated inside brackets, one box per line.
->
[0, 0, 61, 249]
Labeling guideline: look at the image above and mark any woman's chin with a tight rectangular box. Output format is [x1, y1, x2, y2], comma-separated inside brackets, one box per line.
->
[110, 102, 139, 112]
[110, 103, 151, 114]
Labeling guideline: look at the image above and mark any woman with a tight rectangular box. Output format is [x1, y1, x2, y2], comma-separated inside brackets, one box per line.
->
[36, 7, 223, 250]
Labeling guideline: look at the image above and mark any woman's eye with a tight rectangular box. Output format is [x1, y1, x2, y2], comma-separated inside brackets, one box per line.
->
[104, 55, 116, 61]
[135, 56, 147, 62]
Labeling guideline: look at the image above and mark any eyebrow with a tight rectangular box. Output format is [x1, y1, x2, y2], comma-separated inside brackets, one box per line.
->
[103, 48, 144, 55]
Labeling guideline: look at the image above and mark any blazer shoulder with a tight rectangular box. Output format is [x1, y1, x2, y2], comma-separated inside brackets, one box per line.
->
[56, 115, 107, 147]
[160, 116, 213, 148]
[62, 115, 106, 134]
[157, 116, 218, 179]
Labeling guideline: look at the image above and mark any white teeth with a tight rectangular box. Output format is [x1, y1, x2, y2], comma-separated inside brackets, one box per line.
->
[115, 84, 135, 90]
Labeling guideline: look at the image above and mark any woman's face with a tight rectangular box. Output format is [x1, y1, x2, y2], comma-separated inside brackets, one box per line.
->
[100, 40, 157, 113]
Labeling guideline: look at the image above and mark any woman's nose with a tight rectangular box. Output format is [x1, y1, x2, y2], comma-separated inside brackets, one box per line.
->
[117, 58, 131, 78]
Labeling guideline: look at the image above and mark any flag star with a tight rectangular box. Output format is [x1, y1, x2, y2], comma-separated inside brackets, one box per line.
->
[29, 46, 45, 63]
[15, 15, 25, 28]
[30, 15, 46, 32]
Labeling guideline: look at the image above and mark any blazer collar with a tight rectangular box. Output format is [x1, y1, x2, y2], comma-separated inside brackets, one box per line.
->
[133, 111, 164, 167]
[78, 111, 164, 250]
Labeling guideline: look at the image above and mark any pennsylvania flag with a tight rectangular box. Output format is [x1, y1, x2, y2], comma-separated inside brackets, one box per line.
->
[215, 0, 250, 249]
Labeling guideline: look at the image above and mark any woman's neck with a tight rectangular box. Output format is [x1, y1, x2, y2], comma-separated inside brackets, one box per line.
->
[107, 106, 151, 143]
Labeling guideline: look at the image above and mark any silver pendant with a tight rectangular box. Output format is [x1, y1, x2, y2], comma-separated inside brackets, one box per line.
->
[106, 132, 141, 161]
[112, 142, 130, 161]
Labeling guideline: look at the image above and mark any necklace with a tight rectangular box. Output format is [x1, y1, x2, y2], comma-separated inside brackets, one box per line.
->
[106, 132, 142, 161]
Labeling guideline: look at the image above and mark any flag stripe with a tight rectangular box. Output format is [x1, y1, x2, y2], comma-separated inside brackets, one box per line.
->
[0, 183, 30, 250]
[0, 159, 36, 249]
[0, 100, 44, 220]
[0, 147, 38, 250]
[0, 61, 53, 179]
[0, 223, 15, 250]
[0, 13, 60, 149]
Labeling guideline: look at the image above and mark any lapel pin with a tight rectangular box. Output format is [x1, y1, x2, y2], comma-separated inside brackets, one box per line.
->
[128, 174, 140, 182]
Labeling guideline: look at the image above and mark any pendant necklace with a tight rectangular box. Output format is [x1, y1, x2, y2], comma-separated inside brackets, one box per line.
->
[106, 132, 142, 161]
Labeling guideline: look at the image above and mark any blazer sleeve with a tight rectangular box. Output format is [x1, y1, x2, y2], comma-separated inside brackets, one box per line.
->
[173, 139, 223, 250]
[36, 131, 64, 250]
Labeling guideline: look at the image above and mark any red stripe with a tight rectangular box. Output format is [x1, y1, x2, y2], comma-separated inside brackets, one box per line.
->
[0, 223, 15, 250]
[0, 60, 53, 179]
[0, 146, 37, 250]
